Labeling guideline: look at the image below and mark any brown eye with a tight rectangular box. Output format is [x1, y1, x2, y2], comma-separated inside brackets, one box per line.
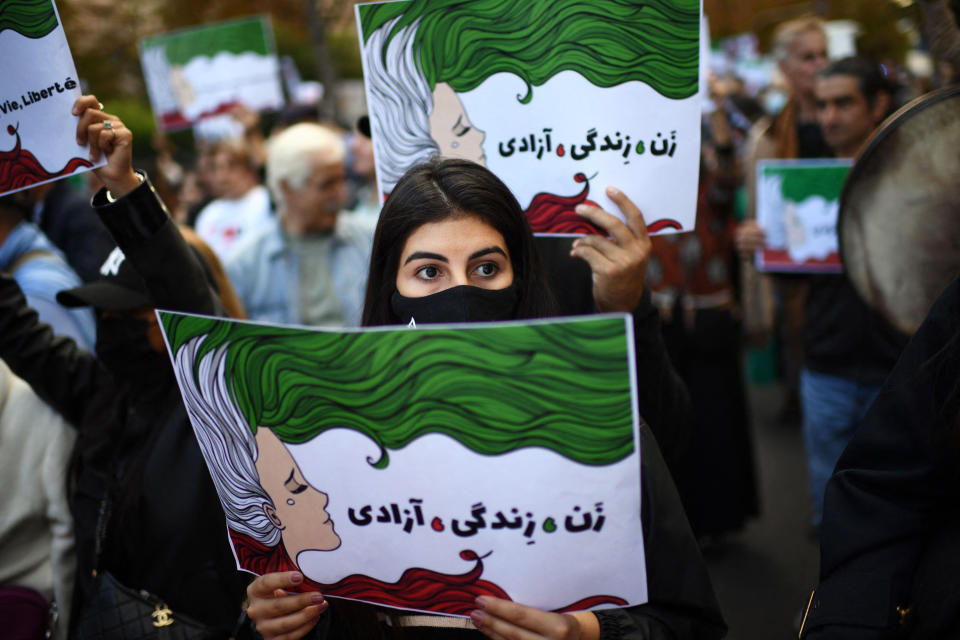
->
[417, 265, 440, 280]
[475, 262, 498, 277]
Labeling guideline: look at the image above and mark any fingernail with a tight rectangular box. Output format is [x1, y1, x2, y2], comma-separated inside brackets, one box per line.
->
[475, 595, 489, 609]
[606, 186, 620, 197]
[310, 593, 325, 604]
[470, 610, 484, 628]
[290, 572, 303, 584]
[575, 204, 588, 214]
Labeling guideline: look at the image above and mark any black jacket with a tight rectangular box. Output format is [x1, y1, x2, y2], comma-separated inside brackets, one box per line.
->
[0, 176, 248, 633]
[803, 273, 960, 638]
[803, 275, 908, 385]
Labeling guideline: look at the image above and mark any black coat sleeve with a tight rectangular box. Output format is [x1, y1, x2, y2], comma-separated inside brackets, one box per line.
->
[802, 275, 960, 638]
[630, 289, 694, 467]
[92, 174, 222, 316]
[0, 272, 102, 425]
[594, 424, 726, 639]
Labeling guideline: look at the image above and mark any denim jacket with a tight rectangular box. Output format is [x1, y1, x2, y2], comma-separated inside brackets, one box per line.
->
[224, 216, 374, 327]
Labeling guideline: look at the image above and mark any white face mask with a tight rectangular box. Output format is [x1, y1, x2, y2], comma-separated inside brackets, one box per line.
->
[763, 89, 788, 116]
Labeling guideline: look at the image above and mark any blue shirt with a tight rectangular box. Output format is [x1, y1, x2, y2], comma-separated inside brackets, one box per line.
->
[0, 222, 96, 349]
[224, 216, 374, 327]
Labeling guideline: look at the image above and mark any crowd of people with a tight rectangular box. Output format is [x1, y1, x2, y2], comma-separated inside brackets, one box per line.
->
[2, 1, 960, 639]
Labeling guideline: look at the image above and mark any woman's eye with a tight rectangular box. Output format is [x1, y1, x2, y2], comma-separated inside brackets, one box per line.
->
[416, 265, 440, 280]
[454, 123, 471, 137]
[474, 262, 498, 277]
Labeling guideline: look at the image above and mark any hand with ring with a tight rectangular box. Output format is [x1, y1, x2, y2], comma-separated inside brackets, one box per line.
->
[73, 95, 140, 198]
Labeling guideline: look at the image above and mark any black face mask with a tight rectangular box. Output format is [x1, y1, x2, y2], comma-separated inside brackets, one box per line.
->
[390, 284, 520, 325]
[95, 316, 170, 394]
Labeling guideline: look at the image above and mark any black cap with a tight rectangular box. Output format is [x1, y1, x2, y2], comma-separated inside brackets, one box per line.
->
[356, 115, 371, 138]
[56, 246, 152, 312]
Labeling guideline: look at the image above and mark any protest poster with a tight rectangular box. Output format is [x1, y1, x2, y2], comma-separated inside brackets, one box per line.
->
[159, 311, 647, 615]
[139, 16, 284, 133]
[754, 159, 851, 273]
[0, 0, 103, 197]
[356, 0, 701, 236]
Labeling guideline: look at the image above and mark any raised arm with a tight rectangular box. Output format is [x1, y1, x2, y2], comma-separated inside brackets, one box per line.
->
[73, 95, 222, 316]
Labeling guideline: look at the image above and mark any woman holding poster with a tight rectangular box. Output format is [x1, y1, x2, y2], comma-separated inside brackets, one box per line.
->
[68, 96, 723, 640]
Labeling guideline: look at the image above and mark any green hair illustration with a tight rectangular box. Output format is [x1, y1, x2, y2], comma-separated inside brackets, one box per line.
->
[358, 0, 699, 191]
[163, 312, 636, 469]
[0, 0, 57, 39]
[359, 0, 700, 102]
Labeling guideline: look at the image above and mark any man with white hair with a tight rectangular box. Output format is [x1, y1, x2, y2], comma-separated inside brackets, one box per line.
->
[224, 123, 374, 327]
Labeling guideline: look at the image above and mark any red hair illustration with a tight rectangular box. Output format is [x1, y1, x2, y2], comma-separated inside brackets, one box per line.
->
[230, 530, 626, 614]
[523, 172, 682, 234]
[0, 124, 93, 192]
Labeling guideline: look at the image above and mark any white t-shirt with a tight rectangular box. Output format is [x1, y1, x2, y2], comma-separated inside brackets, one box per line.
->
[194, 185, 273, 258]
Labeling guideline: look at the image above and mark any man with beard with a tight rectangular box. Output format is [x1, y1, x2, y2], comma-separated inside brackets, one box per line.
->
[0, 97, 250, 636]
[224, 123, 374, 328]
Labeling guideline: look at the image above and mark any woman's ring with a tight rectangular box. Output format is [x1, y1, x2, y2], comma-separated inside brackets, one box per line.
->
[103, 121, 113, 130]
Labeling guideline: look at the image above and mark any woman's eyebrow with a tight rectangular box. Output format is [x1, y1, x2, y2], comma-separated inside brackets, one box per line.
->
[403, 251, 448, 265]
[469, 246, 507, 261]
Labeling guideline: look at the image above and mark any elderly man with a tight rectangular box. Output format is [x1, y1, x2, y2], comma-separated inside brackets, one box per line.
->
[225, 124, 374, 327]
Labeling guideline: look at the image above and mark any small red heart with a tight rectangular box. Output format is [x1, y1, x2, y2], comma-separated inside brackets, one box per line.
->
[556, 144, 565, 157]
[431, 517, 444, 532]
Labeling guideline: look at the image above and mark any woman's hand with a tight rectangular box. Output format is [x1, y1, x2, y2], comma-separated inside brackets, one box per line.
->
[570, 187, 651, 313]
[470, 596, 599, 640]
[246, 572, 328, 640]
[734, 220, 767, 258]
[72, 95, 141, 198]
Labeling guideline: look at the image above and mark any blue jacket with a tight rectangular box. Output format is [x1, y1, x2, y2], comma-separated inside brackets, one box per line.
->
[0, 221, 96, 349]
[224, 216, 374, 327]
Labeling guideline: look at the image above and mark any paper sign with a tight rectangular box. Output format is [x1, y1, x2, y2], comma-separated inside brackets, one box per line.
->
[356, 0, 701, 236]
[755, 159, 851, 273]
[159, 311, 647, 615]
[139, 16, 284, 133]
[0, 0, 103, 197]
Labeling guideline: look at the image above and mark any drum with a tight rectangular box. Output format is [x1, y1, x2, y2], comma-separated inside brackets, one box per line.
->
[839, 84, 960, 335]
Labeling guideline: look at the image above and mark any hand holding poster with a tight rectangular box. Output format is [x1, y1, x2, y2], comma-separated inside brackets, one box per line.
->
[0, 0, 103, 196]
[356, 0, 701, 236]
[754, 159, 851, 273]
[159, 311, 647, 615]
[138, 16, 284, 133]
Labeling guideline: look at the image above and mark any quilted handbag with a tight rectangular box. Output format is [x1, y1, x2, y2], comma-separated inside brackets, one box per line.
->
[74, 571, 222, 640]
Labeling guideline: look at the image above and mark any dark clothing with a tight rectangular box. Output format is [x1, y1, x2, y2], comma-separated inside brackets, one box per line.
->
[0, 176, 247, 634]
[33, 180, 114, 283]
[796, 122, 832, 160]
[803, 275, 908, 385]
[802, 273, 960, 638]
[650, 175, 758, 538]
